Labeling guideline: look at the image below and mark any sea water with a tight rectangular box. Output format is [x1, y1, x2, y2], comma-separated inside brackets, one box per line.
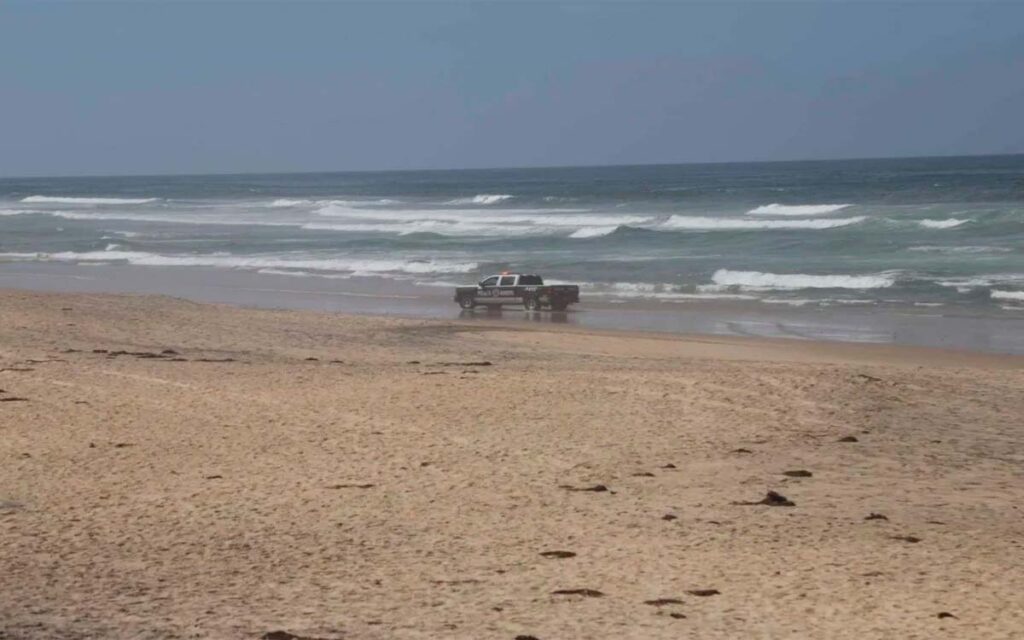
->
[2, 155, 1023, 349]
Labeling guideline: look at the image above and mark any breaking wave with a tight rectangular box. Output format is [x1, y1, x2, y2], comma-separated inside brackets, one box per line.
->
[706, 269, 896, 291]
[991, 290, 1024, 301]
[918, 218, 968, 229]
[21, 196, 159, 205]
[447, 194, 513, 205]
[747, 203, 851, 216]
[662, 216, 866, 231]
[8, 250, 478, 275]
[582, 281, 759, 301]
[570, 226, 619, 238]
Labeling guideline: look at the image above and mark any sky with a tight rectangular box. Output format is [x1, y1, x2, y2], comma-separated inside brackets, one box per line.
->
[2, 1, 1023, 177]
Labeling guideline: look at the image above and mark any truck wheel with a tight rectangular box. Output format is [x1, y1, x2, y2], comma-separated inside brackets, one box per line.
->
[550, 301, 568, 312]
[523, 297, 542, 311]
[458, 296, 476, 310]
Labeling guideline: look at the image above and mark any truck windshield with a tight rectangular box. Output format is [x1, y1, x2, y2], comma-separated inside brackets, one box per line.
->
[518, 275, 543, 285]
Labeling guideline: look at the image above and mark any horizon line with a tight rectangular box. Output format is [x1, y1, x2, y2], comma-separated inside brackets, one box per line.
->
[2, 150, 1022, 182]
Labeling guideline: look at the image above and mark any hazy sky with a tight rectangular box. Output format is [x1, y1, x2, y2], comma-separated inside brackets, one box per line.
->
[3, 1, 1023, 176]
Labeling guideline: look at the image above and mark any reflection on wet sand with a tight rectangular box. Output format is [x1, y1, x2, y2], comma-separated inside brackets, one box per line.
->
[458, 308, 575, 325]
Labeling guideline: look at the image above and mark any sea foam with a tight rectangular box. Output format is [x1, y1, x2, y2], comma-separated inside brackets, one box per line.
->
[918, 218, 968, 229]
[21, 196, 159, 205]
[747, 203, 851, 216]
[707, 269, 896, 291]
[661, 216, 865, 230]
[570, 226, 619, 238]
[23, 250, 479, 275]
[447, 194, 514, 205]
[991, 290, 1024, 301]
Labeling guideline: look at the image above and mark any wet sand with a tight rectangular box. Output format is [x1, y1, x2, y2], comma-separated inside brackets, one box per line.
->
[3, 261, 1024, 354]
[1, 289, 1023, 639]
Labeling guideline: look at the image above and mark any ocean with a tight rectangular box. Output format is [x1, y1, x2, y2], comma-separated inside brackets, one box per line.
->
[2, 155, 1023, 352]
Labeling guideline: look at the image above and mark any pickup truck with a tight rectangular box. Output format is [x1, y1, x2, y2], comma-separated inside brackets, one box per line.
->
[455, 273, 580, 311]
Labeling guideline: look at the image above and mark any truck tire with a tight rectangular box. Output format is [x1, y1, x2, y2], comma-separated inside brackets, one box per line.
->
[458, 296, 476, 310]
[550, 300, 568, 312]
[523, 296, 542, 311]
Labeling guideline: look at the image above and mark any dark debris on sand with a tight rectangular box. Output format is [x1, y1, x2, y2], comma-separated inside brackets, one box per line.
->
[260, 632, 334, 640]
[540, 550, 576, 559]
[838, 435, 859, 443]
[686, 589, 720, 597]
[865, 512, 889, 521]
[734, 491, 795, 507]
[782, 470, 813, 478]
[559, 484, 610, 493]
[552, 588, 604, 598]
[643, 598, 684, 606]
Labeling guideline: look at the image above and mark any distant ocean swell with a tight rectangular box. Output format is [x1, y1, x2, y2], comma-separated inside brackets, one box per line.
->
[1, 197, 990, 239]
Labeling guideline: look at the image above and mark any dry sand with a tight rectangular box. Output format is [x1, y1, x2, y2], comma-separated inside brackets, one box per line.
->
[1, 289, 1022, 639]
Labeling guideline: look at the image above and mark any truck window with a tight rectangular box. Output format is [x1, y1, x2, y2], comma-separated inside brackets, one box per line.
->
[480, 276, 499, 287]
[518, 275, 543, 286]
[498, 276, 517, 286]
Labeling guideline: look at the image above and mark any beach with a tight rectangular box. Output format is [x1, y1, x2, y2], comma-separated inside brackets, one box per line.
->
[2, 288, 1022, 639]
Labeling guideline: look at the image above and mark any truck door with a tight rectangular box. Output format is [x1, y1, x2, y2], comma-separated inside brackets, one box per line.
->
[496, 275, 519, 303]
[478, 276, 500, 302]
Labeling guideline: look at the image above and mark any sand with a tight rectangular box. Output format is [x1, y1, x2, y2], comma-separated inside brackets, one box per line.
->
[1, 289, 1022, 639]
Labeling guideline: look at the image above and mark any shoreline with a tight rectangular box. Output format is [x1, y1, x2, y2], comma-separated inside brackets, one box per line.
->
[3, 261, 1024, 356]
[3, 286, 1022, 370]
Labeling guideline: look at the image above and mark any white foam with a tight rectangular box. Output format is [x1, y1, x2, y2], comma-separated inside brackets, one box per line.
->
[747, 203, 851, 216]
[268, 198, 311, 208]
[21, 196, 159, 205]
[707, 269, 896, 291]
[919, 218, 968, 229]
[580, 281, 758, 301]
[315, 203, 625, 225]
[310, 203, 652, 236]
[0, 209, 44, 216]
[661, 216, 866, 231]
[103, 243, 123, 252]
[23, 209, 296, 226]
[303, 221, 535, 237]
[570, 226, 618, 238]
[447, 194, 513, 205]
[762, 298, 815, 306]
[938, 274, 1024, 290]
[991, 290, 1024, 301]
[13, 250, 478, 275]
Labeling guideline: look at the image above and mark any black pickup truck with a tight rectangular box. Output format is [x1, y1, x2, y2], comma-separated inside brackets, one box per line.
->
[455, 273, 580, 311]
